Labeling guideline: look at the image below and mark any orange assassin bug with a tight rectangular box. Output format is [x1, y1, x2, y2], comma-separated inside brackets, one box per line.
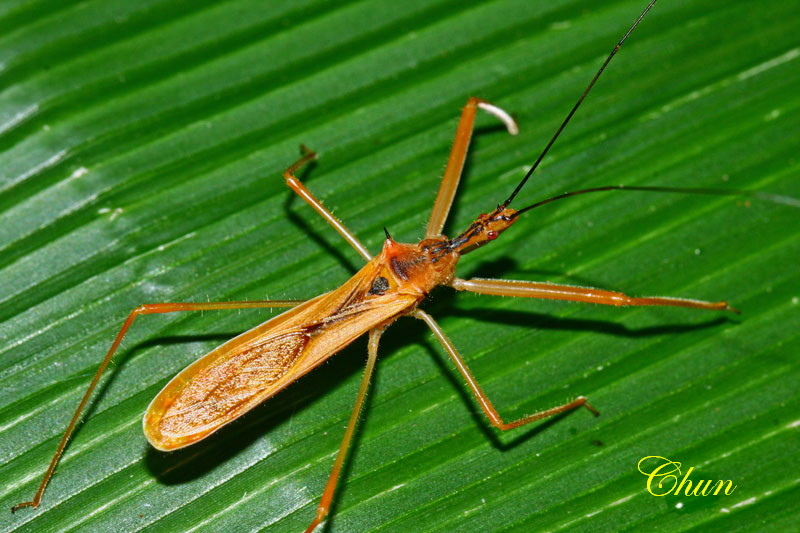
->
[13, 0, 749, 530]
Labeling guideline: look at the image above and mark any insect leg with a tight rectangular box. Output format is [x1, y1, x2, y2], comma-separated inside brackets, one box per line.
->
[306, 328, 383, 533]
[426, 97, 519, 239]
[451, 277, 738, 313]
[284, 145, 372, 261]
[414, 309, 598, 430]
[12, 299, 303, 512]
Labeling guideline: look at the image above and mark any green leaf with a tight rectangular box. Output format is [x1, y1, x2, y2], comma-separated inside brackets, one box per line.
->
[1, 0, 798, 531]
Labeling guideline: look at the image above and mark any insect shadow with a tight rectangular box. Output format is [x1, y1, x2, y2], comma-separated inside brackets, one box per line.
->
[417, 257, 733, 449]
[139, 251, 732, 489]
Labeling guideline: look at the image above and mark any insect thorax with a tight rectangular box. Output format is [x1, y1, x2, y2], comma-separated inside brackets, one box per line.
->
[380, 237, 458, 295]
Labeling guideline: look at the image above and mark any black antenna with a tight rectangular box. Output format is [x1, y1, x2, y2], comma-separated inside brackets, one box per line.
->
[510, 184, 800, 218]
[503, 0, 659, 208]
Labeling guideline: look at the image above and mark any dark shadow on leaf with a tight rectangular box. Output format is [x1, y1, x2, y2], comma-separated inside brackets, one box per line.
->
[393, 278, 736, 451]
[382, 315, 583, 451]
[460, 257, 617, 288]
[447, 308, 734, 338]
[134, 333, 238, 350]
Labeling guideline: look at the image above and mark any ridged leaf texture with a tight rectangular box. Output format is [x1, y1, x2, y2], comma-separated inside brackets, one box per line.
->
[1, 1, 798, 532]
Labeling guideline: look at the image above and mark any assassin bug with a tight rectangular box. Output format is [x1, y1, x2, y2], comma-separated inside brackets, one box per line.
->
[13, 0, 746, 530]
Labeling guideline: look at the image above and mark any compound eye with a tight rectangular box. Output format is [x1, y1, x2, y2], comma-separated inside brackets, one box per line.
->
[486, 230, 498, 240]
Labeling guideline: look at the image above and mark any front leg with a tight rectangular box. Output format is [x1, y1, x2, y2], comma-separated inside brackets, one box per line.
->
[451, 277, 738, 313]
[283, 146, 372, 261]
[426, 97, 518, 239]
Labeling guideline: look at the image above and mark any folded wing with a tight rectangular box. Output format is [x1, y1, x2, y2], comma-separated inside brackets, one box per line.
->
[144, 259, 420, 450]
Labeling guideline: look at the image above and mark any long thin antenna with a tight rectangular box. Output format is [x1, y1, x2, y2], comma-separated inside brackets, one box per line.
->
[511, 184, 800, 218]
[503, 0, 659, 208]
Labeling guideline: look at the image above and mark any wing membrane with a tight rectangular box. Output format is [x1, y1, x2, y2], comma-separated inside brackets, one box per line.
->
[144, 259, 419, 450]
[156, 330, 309, 441]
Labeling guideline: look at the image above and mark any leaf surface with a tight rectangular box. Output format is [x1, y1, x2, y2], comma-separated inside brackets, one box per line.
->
[1, 1, 798, 532]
